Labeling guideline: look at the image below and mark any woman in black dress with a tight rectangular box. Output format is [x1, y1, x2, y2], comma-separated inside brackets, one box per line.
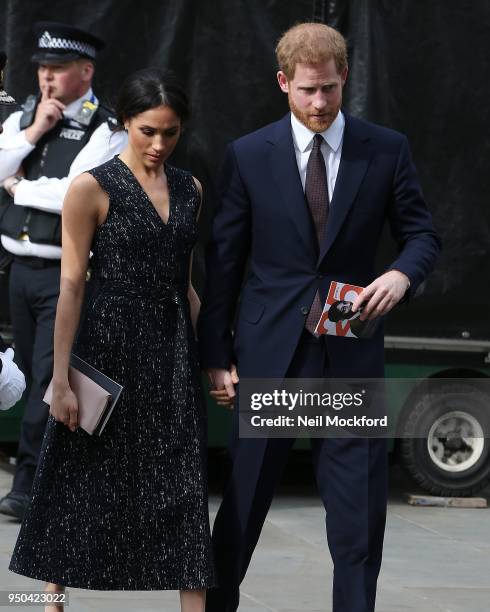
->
[9, 69, 214, 611]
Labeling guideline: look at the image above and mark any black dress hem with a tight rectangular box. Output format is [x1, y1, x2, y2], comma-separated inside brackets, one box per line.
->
[9, 566, 216, 591]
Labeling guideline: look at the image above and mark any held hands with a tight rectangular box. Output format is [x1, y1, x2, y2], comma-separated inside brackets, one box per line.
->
[50, 383, 79, 432]
[351, 270, 410, 320]
[25, 88, 65, 145]
[206, 365, 239, 409]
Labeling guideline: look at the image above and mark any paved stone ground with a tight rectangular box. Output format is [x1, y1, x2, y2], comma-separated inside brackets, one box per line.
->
[1, 454, 489, 611]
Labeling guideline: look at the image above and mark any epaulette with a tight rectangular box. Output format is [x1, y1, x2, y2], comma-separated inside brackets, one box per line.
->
[106, 115, 118, 132]
[19, 94, 39, 130]
[96, 102, 119, 132]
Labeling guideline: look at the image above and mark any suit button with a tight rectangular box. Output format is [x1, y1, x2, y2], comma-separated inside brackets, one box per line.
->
[300, 306, 309, 315]
[316, 273, 323, 279]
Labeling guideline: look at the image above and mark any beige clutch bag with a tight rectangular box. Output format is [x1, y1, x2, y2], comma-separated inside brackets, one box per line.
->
[43, 354, 123, 436]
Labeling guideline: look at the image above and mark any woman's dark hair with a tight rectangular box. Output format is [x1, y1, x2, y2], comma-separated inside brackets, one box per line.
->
[115, 67, 190, 129]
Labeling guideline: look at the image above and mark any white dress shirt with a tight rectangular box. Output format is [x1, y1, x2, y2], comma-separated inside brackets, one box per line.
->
[0, 348, 26, 411]
[0, 88, 127, 258]
[290, 110, 345, 201]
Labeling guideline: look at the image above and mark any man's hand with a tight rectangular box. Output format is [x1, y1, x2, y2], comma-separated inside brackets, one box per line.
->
[25, 88, 65, 145]
[351, 270, 410, 321]
[206, 365, 239, 409]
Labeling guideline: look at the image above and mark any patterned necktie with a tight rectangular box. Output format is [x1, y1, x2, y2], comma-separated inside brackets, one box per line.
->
[305, 133, 329, 334]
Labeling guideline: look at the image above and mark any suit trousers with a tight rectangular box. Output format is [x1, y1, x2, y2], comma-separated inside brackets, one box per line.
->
[206, 331, 388, 612]
[9, 260, 60, 495]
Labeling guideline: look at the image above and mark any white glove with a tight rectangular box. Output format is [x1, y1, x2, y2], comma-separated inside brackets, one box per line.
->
[0, 348, 26, 410]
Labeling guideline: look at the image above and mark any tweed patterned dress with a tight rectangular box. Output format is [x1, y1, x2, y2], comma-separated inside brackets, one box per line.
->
[9, 156, 215, 590]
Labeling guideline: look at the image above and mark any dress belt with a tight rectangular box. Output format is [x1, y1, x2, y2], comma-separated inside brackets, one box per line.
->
[98, 279, 186, 304]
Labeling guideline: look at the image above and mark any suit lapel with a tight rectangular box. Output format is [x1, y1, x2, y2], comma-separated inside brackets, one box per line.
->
[318, 114, 372, 264]
[267, 114, 317, 258]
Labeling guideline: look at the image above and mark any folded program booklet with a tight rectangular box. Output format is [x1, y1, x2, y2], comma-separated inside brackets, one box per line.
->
[314, 281, 380, 339]
[43, 354, 123, 436]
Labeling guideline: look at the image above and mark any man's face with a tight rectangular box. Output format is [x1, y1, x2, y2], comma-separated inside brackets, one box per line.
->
[337, 300, 353, 316]
[277, 59, 347, 132]
[37, 60, 93, 104]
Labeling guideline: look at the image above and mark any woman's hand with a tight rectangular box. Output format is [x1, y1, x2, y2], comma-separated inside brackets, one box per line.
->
[50, 384, 79, 432]
[207, 364, 239, 409]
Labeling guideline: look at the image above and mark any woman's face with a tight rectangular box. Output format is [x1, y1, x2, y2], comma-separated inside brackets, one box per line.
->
[125, 104, 181, 168]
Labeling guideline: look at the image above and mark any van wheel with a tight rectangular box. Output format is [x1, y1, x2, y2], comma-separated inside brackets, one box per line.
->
[399, 383, 490, 496]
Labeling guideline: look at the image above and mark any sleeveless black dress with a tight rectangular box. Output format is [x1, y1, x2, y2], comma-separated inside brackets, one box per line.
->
[9, 156, 215, 590]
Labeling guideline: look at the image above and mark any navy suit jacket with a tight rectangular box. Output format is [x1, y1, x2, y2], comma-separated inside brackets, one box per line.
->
[198, 112, 440, 378]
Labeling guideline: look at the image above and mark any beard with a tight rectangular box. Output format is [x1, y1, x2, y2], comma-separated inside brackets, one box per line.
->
[288, 93, 340, 133]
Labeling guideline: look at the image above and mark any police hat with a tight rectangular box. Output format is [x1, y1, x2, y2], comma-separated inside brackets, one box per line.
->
[31, 21, 105, 64]
[0, 51, 16, 104]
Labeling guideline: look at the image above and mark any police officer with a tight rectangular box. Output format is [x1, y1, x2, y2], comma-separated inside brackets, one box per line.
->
[0, 51, 26, 412]
[0, 24, 126, 520]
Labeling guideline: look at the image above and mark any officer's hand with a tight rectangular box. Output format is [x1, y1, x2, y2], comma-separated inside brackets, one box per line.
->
[2, 175, 21, 197]
[25, 89, 65, 144]
[351, 270, 410, 321]
[50, 383, 79, 432]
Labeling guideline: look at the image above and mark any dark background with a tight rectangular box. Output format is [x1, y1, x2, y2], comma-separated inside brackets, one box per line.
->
[1, 0, 489, 340]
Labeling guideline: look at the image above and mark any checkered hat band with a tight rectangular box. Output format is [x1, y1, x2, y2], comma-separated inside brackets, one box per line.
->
[39, 33, 96, 59]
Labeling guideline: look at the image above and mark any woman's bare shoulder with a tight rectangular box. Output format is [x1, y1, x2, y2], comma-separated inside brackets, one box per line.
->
[68, 171, 104, 195]
[64, 172, 107, 217]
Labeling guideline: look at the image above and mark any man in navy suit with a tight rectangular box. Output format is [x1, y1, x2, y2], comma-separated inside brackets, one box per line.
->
[198, 23, 440, 612]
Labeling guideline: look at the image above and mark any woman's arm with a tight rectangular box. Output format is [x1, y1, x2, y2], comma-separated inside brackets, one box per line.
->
[188, 255, 201, 335]
[51, 173, 106, 431]
[187, 177, 203, 334]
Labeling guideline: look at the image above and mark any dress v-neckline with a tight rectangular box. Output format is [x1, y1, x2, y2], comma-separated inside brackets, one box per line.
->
[116, 156, 172, 226]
